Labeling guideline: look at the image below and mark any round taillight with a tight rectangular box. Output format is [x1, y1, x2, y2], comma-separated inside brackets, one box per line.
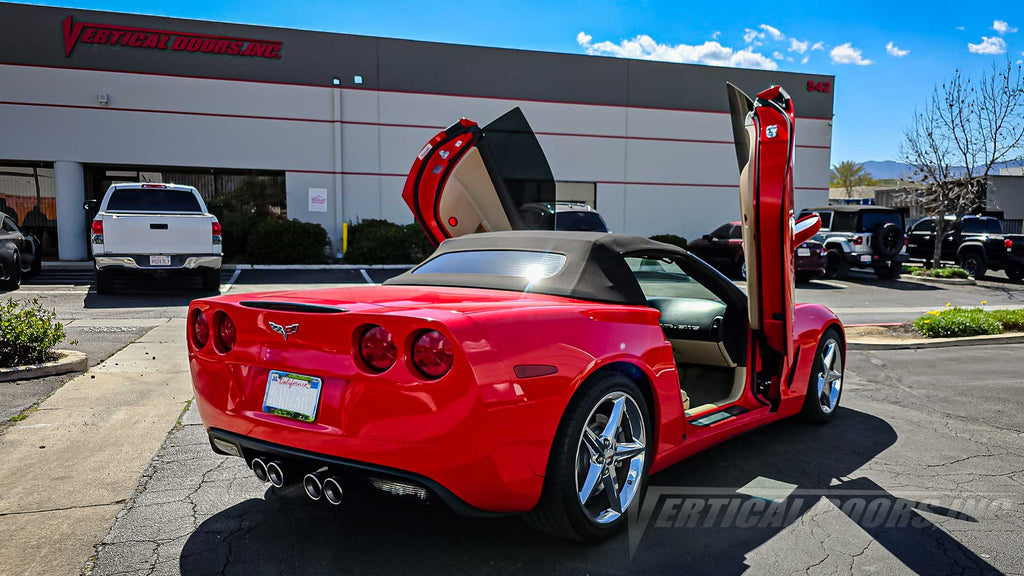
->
[412, 330, 453, 379]
[191, 309, 210, 349]
[359, 325, 397, 372]
[215, 312, 235, 352]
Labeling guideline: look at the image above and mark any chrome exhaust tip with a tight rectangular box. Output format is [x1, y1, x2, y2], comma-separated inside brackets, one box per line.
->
[322, 477, 344, 505]
[266, 461, 285, 487]
[251, 458, 269, 483]
[303, 473, 323, 501]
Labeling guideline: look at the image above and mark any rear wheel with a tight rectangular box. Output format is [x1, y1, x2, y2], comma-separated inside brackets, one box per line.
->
[95, 270, 115, 294]
[202, 268, 221, 292]
[959, 251, 987, 280]
[1, 253, 22, 291]
[801, 328, 844, 424]
[795, 270, 814, 283]
[873, 261, 901, 279]
[823, 248, 848, 279]
[1007, 264, 1024, 282]
[739, 257, 747, 281]
[525, 372, 651, 541]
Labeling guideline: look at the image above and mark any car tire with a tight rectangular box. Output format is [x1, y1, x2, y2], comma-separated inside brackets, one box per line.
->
[871, 223, 904, 258]
[1007, 264, 1024, 282]
[96, 270, 115, 294]
[795, 270, 814, 283]
[1, 252, 22, 291]
[800, 327, 844, 424]
[28, 244, 42, 277]
[873, 261, 901, 280]
[202, 268, 221, 292]
[524, 372, 652, 542]
[959, 251, 987, 280]
[823, 248, 848, 279]
[738, 257, 747, 281]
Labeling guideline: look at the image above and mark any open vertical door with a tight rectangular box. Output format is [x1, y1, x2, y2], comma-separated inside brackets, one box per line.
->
[402, 107, 556, 247]
[728, 84, 820, 405]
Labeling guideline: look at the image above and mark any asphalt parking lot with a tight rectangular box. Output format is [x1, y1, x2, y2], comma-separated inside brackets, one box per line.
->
[2, 267, 1023, 575]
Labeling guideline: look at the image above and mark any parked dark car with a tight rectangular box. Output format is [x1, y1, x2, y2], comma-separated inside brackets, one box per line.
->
[687, 221, 825, 282]
[518, 202, 609, 232]
[907, 215, 1024, 281]
[798, 206, 906, 279]
[0, 213, 42, 290]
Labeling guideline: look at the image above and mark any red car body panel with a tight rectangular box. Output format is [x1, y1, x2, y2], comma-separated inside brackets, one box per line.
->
[189, 84, 842, 516]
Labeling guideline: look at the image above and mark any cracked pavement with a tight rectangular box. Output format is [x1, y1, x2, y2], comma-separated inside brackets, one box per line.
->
[88, 344, 1024, 576]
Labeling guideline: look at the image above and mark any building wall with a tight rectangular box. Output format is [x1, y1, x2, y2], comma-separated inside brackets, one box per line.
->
[0, 3, 834, 258]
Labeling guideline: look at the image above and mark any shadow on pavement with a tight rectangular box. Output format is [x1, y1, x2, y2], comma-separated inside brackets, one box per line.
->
[180, 408, 997, 575]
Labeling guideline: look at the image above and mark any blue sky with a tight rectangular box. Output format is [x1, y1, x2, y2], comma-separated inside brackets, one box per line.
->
[33, 0, 1024, 166]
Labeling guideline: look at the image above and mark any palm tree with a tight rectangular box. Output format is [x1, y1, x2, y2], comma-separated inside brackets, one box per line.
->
[830, 161, 875, 198]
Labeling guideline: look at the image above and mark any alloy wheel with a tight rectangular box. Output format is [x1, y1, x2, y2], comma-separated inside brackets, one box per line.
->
[575, 392, 646, 524]
[816, 338, 843, 414]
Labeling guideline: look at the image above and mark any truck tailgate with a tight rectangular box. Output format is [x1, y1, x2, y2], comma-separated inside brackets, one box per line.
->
[102, 214, 214, 255]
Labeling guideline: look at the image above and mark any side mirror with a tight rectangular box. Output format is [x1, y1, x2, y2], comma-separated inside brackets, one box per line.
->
[793, 213, 821, 245]
[83, 200, 98, 211]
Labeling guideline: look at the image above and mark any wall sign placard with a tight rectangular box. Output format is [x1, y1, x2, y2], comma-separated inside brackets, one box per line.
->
[62, 16, 283, 59]
[308, 188, 328, 213]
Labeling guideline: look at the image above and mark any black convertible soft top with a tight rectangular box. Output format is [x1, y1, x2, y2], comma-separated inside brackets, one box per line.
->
[384, 231, 688, 305]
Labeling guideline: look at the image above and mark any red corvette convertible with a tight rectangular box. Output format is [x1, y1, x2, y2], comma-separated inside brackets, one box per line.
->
[188, 84, 844, 541]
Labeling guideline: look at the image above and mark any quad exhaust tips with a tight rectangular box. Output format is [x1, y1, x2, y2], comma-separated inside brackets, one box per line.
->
[303, 473, 323, 501]
[303, 473, 343, 505]
[251, 457, 285, 488]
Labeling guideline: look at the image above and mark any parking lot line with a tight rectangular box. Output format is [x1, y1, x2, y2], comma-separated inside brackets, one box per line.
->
[360, 269, 374, 284]
[220, 268, 242, 294]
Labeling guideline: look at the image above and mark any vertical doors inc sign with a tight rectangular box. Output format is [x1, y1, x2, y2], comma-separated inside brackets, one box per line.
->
[62, 16, 282, 59]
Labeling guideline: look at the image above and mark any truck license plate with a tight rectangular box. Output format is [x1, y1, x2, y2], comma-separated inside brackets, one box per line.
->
[149, 255, 171, 266]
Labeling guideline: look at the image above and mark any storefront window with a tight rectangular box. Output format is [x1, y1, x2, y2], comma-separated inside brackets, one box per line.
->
[0, 163, 57, 256]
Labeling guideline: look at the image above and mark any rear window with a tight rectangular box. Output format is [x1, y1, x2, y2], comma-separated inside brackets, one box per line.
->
[554, 211, 608, 232]
[413, 250, 567, 279]
[961, 218, 1002, 235]
[105, 188, 203, 213]
[857, 211, 903, 232]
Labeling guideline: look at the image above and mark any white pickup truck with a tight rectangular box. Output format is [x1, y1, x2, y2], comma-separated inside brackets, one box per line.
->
[89, 183, 222, 293]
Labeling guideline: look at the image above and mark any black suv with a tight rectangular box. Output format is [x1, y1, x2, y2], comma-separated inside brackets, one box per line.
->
[798, 206, 906, 279]
[907, 215, 1024, 281]
[518, 202, 609, 232]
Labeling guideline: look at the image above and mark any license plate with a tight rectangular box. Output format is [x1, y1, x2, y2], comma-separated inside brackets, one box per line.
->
[149, 255, 171, 266]
[797, 248, 811, 256]
[860, 255, 872, 263]
[263, 370, 322, 423]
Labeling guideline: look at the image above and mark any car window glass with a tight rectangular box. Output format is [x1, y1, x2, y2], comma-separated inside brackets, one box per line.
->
[710, 224, 732, 239]
[829, 211, 855, 231]
[105, 188, 203, 213]
[554, 211, 608, 232]
[961, 218, 1002, 235]
[413, 250, 567, 279]
[0, 217, 15, 232]
[912, 219, 936, 233]
[625, 257, 721, 302]
[858, 211, 902, 232]
[729, 225, 743, 239]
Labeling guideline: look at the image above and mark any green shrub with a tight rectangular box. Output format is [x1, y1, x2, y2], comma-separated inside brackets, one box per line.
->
[912, 307, 1003, 338]
[911, 266, 969, 279]
[245, 219, 329, 264]
[0, 298, 67, 368]
[649, 234, 688, 250]
[343, 219, 435, 264]
[989, 309, 1024, 332]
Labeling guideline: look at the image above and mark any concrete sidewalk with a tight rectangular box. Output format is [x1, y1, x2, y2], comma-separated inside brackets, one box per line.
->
[0, 319, 192, 576]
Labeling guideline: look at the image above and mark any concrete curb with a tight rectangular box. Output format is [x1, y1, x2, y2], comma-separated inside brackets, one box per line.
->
[900, 274, 976, 286]
[849, 332, 1024, 350]
[0, 350, 88, 382]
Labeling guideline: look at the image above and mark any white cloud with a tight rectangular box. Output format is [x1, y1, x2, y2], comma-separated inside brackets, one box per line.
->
[886, 41, 909, 57]
[956, 26, 965, 31]
[743, 28, 760, 44]
[801, 55, 810, 64]
[811, 41, 825, 51]
[968, 36, 1007, 54]
[789, 38, 809, 54]
[830, 42, 873, 65]
[760, 24, 785, 41]
[993, 20, 1017, 34]
[772, 51, 784, 60]
[712, 30, 721, 40]
[577, 32, 778, 70]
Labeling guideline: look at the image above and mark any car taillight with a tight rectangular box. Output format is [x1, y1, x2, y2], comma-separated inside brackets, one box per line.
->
[212, 221, 223, 245]
[1006, 239, 1014, 248]
[412, 330, 453, 379]
[191, 309, 210, 349]
[359, 325, 396, 372]
[852, 235, 864, 245]
[214, 312, 235, 352]
[91, 220, 104, 243]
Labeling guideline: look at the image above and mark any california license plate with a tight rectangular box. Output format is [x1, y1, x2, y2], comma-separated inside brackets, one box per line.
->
[797, 248, 811, 256]
[860, 255, 872, 263]
[149, 255, 171, 266]
[263, 370, 322, 422]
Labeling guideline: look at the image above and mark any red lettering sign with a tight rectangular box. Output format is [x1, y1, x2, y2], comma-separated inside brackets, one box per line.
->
[62, 16, 283, 60]
[806, 81, 831, 93]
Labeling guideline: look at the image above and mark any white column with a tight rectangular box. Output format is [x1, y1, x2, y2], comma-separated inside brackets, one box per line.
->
[54, 161, 87, 261]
